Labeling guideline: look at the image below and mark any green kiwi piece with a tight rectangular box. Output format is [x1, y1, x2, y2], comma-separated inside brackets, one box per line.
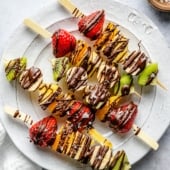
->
[111, 151, 131, 170]
[110, 81, 120, 96]
[138, 63, 158, 86]
[5, 57, 27, 81]
[119, 74, 133, 96]
[52, 57, 70, 82]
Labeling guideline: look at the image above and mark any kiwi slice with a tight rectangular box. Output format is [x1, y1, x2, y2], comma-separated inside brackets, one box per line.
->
[119, 74, 133, 96]
[121, 151, 131, 170]
[111, 151, 131, 170]
[52, 57, 70, 82]
[5, 57, 27, 81]
[138, 63, 158, 86]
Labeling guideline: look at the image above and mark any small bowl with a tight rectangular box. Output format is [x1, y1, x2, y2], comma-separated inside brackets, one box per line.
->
[148, 0, 170, 12]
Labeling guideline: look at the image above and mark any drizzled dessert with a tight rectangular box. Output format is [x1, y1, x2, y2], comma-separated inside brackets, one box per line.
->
[70, 40, 102, 77]
[3, 2, 164, 169]
[97, 61, 120, 89]
[29, 119, 131, 169]
[107, 102, 138, 133]
[5, 57, 27, 81]
[84, 84, 111, 110]
[66, 66, 88, 91]
[38, 83, 63, 110]
[51, 57, 70, 81]
[29, 116, 57, 147]
[122, 50, 148, 76]
[78, 10, 105, 40]
[19, 66, 43, 92]
[67, 101, 95, 131]
[94, 22, 129, 63]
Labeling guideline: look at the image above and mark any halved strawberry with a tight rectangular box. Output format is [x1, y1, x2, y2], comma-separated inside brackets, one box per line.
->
[78, 10, 105, 40]
[67, 101, 95, 131]
[29, 116, 57, 147]
[52, 29, 76, 58]
[107, 102, 137, 133]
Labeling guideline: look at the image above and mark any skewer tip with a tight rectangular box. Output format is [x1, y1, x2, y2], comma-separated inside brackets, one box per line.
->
[156, 79, 168, 91]
[132, 124, 159, 150]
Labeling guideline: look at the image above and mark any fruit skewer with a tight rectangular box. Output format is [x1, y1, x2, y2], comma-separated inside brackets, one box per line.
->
[95, 96, 159, 150]
[4, 59, 113, 148]
[4, 48, 159, 150]
[4, 58, 158, 150]
[4, 105, 131, 170]
[58, 0, 167, 90]
[20, 1, 159, 149]
[23, 17, 141, 97]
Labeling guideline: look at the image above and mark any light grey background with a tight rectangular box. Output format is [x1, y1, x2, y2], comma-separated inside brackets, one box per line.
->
[0, 0, 169, 169]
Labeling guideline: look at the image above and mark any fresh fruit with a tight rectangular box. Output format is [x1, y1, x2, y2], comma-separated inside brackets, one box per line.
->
[122, 50, 148, 76]
[51, 57, 70, 81]
[5, 57, 27, 81]
[93, 22, 128, 63]
[66, 66, 88, 91]
[96, 96, 121, 122]
[138, 63, 158, 86]
[107, 102, 138, 133]
[52, 29, 76, 58]
[78, 10, 105, 40]
[67, 101, 95, 131]
[97, 61, 120, 88]
[29, 116, 57, 147]
[19, 66, 43, 91]
[84, 84, 111, 110]
[119, 74, 133, 96]
[38, 83, 63, 110]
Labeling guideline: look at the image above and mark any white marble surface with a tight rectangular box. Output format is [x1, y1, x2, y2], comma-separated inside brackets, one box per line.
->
[0, 0, 169, 169]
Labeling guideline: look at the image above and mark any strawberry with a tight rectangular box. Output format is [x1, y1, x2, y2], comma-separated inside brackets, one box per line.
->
[29, 116, 57, 147]
[107, 102, 137, 133]
[78, 10, 105, 40]
[67, 101, 95, 131]
[52, 29, 76, 58]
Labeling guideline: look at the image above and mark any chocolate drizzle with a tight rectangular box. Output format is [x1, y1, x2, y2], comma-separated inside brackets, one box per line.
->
[67, 101, 95, 131]
[66, 67, 87, 91]
[84, 84, 110, 110]
[79, 10, 105, 40]
[94, 23, 118, 51]
[97, 61, 120, 88]
[5, 57, 27, 81]
[71, 41, 102, 77]
[94, 22, 128, 62]
[107, 102, 137, 133]
[123, 50, 148, 75]
[13, 110, 19, 118]
[38, 83, 63, 110]
[19, 66, 42, 90]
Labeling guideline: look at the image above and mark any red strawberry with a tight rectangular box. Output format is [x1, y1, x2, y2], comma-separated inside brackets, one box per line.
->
[78, 10, 105, 40]
[67, 101, 95, 131]
[52, 29, 76, 58]
[29, 116, 57, 147]
[107, 102, 137, 133]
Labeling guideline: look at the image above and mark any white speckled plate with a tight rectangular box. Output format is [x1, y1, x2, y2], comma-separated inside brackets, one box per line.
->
[0, 0, 170, 170]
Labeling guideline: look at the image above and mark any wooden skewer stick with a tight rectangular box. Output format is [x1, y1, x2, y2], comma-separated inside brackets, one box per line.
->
[156, 79, 168, 91]
[132, 124, 159, 150]
[130, 86, 141, 98]
[58, 0, 84, 18]
[4, 105, 113, 148]
[23, 19, 52, 38]
[4, 105, 34, 128]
